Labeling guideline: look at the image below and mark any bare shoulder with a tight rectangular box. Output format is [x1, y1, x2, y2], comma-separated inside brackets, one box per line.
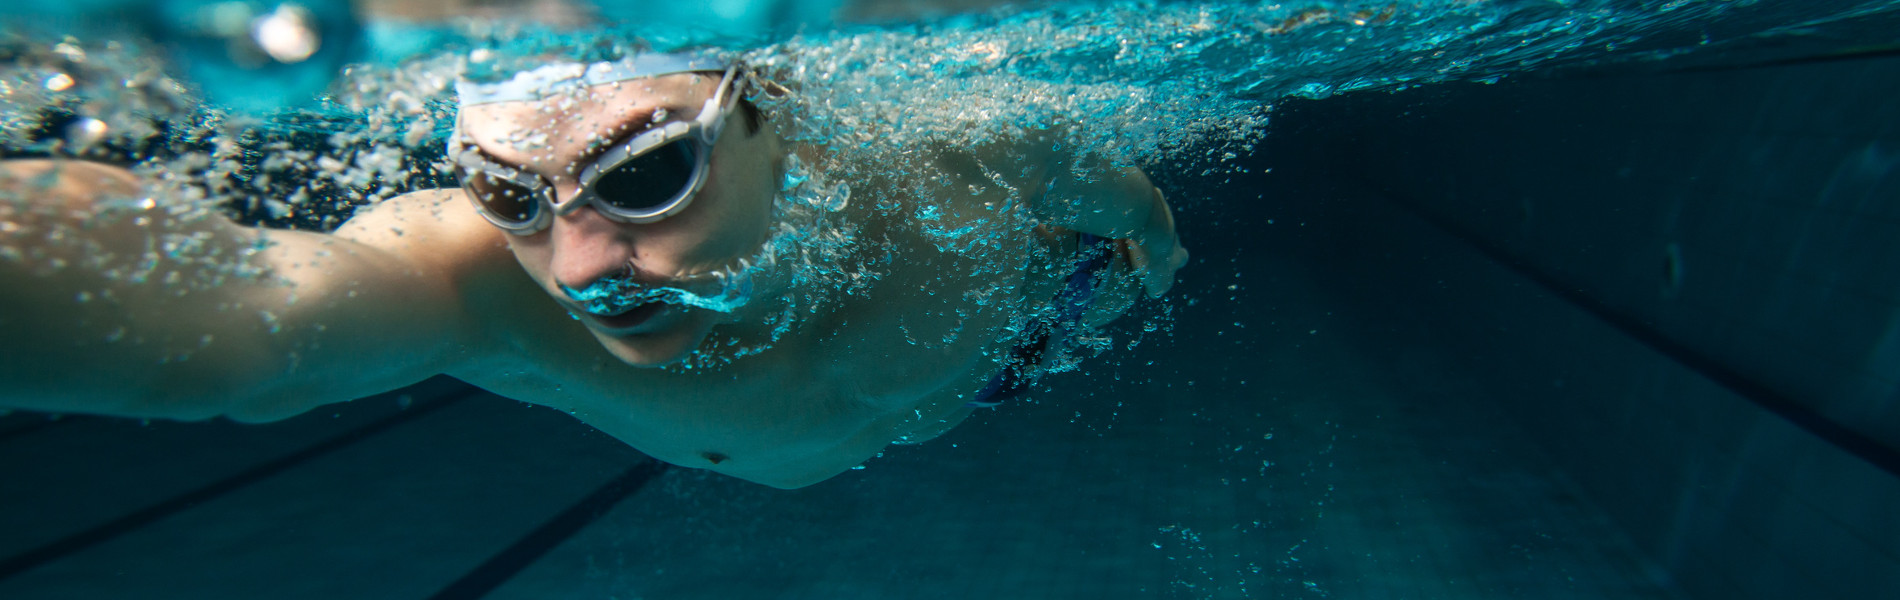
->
[0, 159, 141, 213]
[0, 157, 138, 184]
[332, 188, 513, 278]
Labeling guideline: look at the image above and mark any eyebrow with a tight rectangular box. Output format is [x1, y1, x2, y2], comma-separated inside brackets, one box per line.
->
[463, 106, 662, 175]
[579, 106, 662, 162]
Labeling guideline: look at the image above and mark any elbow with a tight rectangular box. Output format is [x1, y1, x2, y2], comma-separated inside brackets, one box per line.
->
[1037, 165, 1167, 241]
[135, 352, 321, 423]
[740, 458, 865, 489]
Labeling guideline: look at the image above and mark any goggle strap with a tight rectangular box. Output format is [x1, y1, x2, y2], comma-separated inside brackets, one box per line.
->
[698, 66, 742, 143]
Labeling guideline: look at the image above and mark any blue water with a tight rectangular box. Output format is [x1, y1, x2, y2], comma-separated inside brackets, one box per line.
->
[1, 1, 1891, 192]
[5, 0, 1900, 598]
[8, 1, 1896, 155]
[0, 0, 1886, 235]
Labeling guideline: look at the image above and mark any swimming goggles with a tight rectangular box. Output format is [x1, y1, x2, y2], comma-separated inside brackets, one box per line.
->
[450, 64, 744, 235]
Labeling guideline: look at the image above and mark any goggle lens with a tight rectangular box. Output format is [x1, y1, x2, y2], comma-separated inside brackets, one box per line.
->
[593, 137, 699, 214]
[461, 169, 542, 225]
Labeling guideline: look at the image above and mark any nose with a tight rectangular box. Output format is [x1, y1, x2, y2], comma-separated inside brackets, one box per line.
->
[546, 205, 637, 293]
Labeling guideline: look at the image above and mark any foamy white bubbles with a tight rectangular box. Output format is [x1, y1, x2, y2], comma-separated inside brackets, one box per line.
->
[2, 0, 1792, 359]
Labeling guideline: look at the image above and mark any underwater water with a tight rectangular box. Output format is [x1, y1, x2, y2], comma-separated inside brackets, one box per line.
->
[4, 0, 1900, 598]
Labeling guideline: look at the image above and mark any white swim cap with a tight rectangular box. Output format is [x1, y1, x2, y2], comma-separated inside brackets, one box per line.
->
[455, 52, 731, 106]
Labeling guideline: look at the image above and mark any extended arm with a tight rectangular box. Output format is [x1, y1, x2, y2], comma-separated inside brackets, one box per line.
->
[0, 159, 487, 422]
[1033, 158, 1188, 298]
[940, 132, 1188, 298]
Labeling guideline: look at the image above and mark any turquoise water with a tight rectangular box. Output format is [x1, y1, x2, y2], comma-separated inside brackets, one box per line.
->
[8, 0, 1895, 213]
[5, 1, 1900, 598]
[3, 0, 1892, 324]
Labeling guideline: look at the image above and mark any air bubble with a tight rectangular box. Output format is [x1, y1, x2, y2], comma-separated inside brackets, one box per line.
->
[43, 73, 75, 91]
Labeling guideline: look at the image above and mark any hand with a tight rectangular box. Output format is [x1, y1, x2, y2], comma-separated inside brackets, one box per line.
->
[1127, 235, 1188, 298]
[1125, 188, 1186, 298]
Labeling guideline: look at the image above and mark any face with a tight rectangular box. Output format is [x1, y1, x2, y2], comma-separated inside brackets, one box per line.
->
[456, 72, 782, 366]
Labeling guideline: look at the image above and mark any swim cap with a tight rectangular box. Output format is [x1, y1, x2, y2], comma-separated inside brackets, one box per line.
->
[455, 52, 731, 106]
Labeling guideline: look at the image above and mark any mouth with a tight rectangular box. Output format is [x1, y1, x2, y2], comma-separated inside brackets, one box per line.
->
[560, 263, 758, 320]
[576, 301, 674, 336]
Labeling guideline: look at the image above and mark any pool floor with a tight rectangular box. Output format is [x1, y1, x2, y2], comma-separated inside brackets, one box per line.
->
[0, 185, 1685, 599]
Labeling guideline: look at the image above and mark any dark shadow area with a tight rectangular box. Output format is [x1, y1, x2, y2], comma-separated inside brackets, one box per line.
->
[1242, 50, 1900, 600]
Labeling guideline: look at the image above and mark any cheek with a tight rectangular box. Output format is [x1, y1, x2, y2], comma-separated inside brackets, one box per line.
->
[505, 237, 556, 282]
[706, 146, 776, 228]
[658, 164, 770, 257]
[698, 178, 774, 256]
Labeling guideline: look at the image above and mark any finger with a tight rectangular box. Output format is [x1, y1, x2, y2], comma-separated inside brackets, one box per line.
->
[1125, 238, 1151, 272]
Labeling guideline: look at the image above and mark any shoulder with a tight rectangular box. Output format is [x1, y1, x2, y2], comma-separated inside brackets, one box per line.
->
[331, 188, 513, 278]
[327, 188, 530, 340]
[315, 188, 555, 375]
[0, 159, 142, 214]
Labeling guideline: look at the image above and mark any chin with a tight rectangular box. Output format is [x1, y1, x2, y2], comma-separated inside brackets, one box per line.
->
[592, 314, 715, 367]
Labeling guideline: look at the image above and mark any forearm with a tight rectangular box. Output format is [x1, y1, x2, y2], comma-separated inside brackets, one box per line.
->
[2, 160, 286, 418]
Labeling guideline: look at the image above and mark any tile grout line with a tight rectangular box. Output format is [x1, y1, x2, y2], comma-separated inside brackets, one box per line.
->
[0, 390, 476, 581]
[426, 459, 669, 600]
[1371, 189, 1900, 481]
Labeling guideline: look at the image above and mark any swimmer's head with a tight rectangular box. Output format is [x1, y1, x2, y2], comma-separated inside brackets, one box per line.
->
[451, 52, 784, 367]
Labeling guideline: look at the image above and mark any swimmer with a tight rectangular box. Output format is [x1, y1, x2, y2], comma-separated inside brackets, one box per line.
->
[0, 52, 1186, 488]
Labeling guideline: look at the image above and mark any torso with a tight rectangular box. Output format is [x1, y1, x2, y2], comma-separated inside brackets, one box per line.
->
[430, 148, 1092, 488]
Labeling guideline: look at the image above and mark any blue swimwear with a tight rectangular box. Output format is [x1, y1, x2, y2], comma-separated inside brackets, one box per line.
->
[967, 233, 1118, 407]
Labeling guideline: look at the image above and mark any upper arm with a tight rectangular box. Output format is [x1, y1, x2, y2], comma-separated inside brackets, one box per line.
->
[939, 131, 1165, 239]
[1032, 156, 1165, 239]
[0, 160, 499, 421]
[228, 189, 508, 417]
[329, 188, 502, 280]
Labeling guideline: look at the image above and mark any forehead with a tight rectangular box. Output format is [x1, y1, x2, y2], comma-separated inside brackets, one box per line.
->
[456, 72, 715, 162]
